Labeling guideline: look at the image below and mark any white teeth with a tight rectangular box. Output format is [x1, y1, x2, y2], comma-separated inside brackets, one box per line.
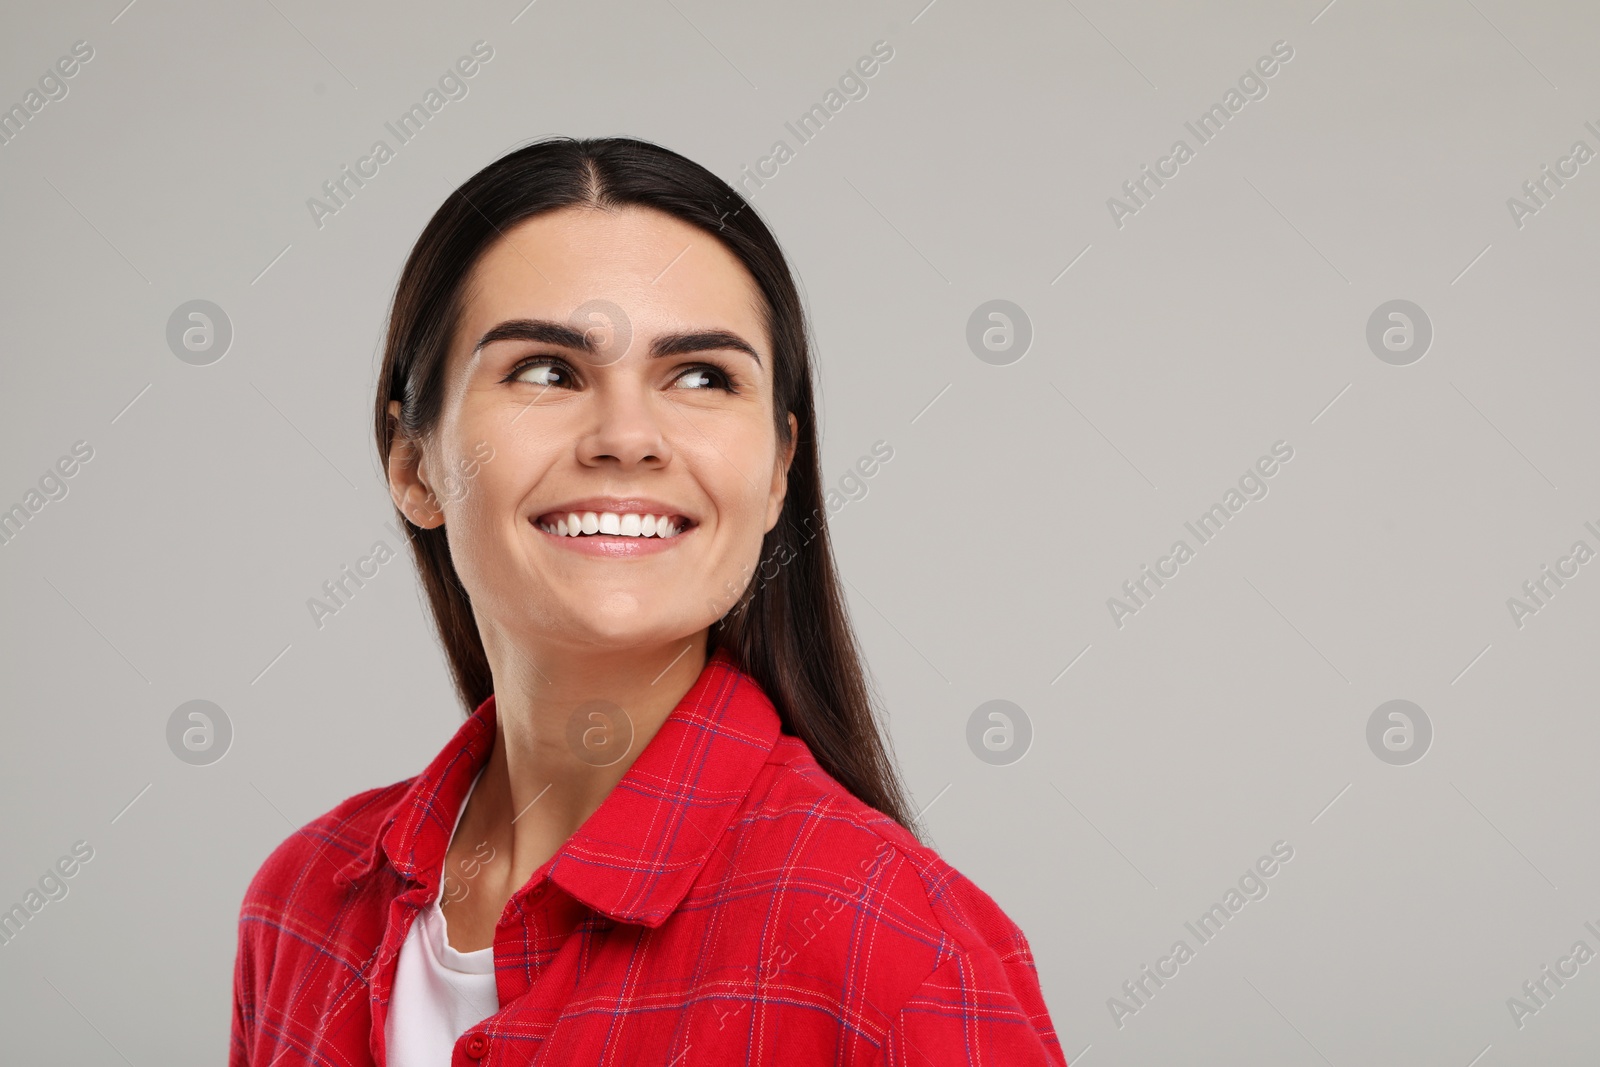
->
[542, 511, 687, 538]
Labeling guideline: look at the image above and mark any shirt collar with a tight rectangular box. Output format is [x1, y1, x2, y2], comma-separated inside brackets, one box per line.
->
[337, 647, 782, 928]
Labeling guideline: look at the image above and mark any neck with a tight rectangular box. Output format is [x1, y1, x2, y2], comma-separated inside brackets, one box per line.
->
[464, 624, 713, 888]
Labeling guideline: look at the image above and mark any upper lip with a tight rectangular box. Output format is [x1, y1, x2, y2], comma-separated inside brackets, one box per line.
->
[533, 498, 697, 527]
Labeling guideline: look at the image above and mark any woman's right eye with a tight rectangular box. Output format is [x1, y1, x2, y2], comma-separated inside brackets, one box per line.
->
[506, 357, 575, 388]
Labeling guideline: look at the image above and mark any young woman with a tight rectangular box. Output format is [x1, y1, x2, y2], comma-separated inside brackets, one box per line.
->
[230, 136, 1067, 1066]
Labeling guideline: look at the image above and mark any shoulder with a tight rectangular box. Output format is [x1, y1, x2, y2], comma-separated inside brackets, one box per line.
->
[745, 736, 1065, 1061]
[231, 777, 415, 1055]
[237, 776, 412, 932]
[745, 734, 1044, 984]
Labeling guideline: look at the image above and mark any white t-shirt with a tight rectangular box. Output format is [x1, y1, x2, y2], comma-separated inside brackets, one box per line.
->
[385, 768, 499, 1065]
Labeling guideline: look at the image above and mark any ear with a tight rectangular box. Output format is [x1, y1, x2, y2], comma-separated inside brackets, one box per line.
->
[386, 399, 444, 529]
[765, 412, 799, 532]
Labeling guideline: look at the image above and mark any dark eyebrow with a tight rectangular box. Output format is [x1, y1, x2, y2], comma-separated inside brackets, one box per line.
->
[472, 318, 761, 368]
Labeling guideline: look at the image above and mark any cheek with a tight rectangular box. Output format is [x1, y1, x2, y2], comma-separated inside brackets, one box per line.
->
[437, 438, 543, 562]
[441, 454, 505, 520]
[685, 431, 773, 532]
[675, 431, 774, 589]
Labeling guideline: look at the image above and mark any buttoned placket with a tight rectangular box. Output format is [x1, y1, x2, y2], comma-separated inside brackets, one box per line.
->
[358, 775, 559, 1065]
[367, 872, 527, 1066]
[446, 873, 585, 1067]
[367, 874, 445, 1065]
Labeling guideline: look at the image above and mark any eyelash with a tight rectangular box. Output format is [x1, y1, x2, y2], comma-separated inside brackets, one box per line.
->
[501, 356, 739, 393]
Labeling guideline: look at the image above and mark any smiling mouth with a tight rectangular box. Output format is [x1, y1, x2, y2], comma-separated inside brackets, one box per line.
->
[534, 510, 694, 539]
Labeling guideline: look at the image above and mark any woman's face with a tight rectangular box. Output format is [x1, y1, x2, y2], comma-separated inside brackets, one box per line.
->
[388, 204, 795, 657]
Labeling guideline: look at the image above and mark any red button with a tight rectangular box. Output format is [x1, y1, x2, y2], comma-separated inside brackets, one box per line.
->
[464, 1033, 489, 1058]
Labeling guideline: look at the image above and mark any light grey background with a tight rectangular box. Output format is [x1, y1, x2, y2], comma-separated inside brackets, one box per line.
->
[2, 0, 1597, 1063]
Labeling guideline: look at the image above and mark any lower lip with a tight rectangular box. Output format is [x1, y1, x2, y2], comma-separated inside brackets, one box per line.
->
[534, 522, 694, 557]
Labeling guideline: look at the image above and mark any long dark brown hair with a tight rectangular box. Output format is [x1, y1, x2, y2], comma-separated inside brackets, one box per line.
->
[372, 136, 921, 837]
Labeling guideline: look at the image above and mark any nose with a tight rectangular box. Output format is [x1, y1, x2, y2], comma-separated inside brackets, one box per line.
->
[577, 379, 672, 471]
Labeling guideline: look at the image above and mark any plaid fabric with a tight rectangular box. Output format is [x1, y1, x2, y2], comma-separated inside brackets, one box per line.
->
[231, 647, 1068, 1065]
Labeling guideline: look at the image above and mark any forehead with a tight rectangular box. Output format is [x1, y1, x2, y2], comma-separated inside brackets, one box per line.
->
[456, 204, 768, 360]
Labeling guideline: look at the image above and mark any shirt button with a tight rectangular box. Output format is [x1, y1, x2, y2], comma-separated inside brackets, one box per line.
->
[464, 1032, 489, 1058]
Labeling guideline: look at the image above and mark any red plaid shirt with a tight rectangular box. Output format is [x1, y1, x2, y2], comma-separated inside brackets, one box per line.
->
[231, 648, 1068, 1065]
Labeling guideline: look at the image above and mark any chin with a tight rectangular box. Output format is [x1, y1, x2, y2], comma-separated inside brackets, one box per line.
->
[567, 603, 694, 650]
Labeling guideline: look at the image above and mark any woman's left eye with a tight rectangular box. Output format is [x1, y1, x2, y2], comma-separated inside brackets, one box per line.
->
[674, 365, 734, 391]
